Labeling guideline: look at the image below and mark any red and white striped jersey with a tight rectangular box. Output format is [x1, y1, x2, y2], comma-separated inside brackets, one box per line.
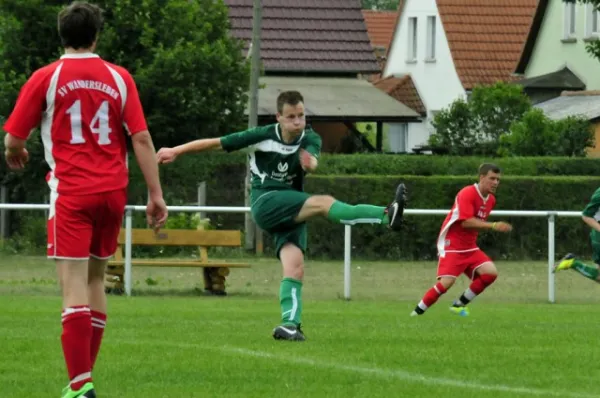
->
[3, 53, 147, 195]
[437, 184, 496, 256]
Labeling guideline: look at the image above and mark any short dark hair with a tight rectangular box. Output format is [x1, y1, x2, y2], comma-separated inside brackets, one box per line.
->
[277, 91, 304, 114]
[58, 2, 104, 50]
[479, 163, 501, 176]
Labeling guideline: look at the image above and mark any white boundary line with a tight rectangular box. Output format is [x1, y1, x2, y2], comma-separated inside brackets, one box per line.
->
[120, 339, 597, 398]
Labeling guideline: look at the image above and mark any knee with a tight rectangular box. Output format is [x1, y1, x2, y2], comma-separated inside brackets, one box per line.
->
[313, 195, 336, 212]
[284, 262, 304, 280]
[479, 273, 497, 286]
[438, 277, 456, 290]
[279, 244, 305, 280]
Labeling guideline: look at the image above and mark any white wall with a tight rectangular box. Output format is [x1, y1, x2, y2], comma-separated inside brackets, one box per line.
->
[525, 2, 600, 89]
[383, 0, 465, 152]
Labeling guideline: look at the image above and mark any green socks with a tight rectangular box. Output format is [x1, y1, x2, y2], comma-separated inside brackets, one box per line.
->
[280, 278, 303, 326]
[573, 260, 600, 281]
[326, 200, 388, 225]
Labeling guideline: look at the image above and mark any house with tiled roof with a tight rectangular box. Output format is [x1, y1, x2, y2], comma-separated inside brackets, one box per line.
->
[223, 0, 420, 153]
[379, 0, 537, 153]
[514, 0, 598, 104]
[362, 9, 397, 72]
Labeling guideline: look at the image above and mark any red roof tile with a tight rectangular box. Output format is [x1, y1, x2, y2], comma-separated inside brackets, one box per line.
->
[361, 10, 397, 49]
[437, 0, 538, 90]
[224, 0, 380, 74]
[374, 75, 426, 116]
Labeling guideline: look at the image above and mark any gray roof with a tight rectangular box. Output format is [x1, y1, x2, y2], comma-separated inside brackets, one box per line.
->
[248, 76, 421, 122]
[534, 93, 600, 121]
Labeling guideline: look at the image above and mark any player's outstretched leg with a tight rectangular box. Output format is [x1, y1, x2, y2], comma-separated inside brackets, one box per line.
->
[298, 182, 408, 230]
[410, 278, 452, 316]
[554, 253, 600, 283]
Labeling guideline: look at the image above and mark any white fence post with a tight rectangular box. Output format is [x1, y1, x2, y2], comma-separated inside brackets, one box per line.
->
[124, 210, 133, 297]
[547, 213, 556, 304]
[0, 185, 7, 239]
[344, 224, 352, 300]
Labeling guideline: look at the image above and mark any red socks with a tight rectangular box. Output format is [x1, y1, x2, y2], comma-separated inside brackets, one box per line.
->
[422, 282, 447, 307]
[61, 306, 93, 390]
[90, 310, 107, 369]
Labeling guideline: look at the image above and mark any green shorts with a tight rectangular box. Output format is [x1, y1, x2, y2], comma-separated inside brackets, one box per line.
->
[251, 190, 310, 258]
[591, 230, 600, 264]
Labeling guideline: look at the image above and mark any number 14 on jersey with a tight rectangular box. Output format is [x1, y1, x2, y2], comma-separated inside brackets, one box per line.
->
[67, 100, 113, 145]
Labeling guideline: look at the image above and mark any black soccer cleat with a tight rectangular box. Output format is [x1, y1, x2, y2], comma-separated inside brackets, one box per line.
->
[386, 182, 407, 231]
[272, 324, 306, 342]
[82, 389, 96, 398]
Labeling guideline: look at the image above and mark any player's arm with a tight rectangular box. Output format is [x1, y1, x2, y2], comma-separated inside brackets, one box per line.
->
[581, 190, 600, 232]
[3, 134, 29, 169]
[300, 130, 322, 173]
[2, 71, 46, 169]
[157, 127, 269, 164]
[131, 131, 163, 197]
[171, 137, 223, 157]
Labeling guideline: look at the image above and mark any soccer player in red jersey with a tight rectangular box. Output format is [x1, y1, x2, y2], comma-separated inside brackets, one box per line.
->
[2, 2, 167, 397]
[410, 164, 512, 317]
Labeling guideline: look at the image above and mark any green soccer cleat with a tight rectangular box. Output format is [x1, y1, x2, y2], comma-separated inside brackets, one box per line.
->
[449, 305, 470, 317]
[553, 253, 576, 273]
[61, 382, 96, 398]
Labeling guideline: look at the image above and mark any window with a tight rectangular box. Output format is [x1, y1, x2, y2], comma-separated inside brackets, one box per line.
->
[388, 123, 408, 153]
[407, 17, 418, 61]
[426, 16, 436, 60]
[564, 2, 576, 40]
[586, 3, 599, 37]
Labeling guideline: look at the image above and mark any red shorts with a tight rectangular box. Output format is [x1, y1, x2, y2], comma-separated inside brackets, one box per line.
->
[437, 249, 492, 280]
[47, 189, 127, 260]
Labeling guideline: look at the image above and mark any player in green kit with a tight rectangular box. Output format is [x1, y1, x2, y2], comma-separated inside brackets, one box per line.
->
[554, 187, 600, 283]
[156, 91, 407, 341]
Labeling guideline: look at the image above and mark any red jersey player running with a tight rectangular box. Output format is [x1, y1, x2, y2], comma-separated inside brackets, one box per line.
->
[410, 164, 512, 317]
[2, 2, 167, 397]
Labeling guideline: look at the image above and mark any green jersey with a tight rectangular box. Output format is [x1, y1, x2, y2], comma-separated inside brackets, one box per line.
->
[582, 187, 600, 221]
[220, 123, 322, 192]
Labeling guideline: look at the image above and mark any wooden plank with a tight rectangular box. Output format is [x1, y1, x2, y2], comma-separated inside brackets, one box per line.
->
[108, 260, 251, 268]
[117, 229, 242, 246]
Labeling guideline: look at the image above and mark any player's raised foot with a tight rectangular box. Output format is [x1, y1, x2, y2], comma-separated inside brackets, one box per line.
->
[449, 305, 470, 317]
[386, 182, 407, 231]
[273, 324, 306, 341]
[61, 382, 96, 398]
[553, 253, 576, 273]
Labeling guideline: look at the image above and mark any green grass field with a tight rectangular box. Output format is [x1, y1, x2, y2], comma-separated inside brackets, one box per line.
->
[1, 255, 600, 397]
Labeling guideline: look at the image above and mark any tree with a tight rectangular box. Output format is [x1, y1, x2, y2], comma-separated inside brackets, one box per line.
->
[499, 109, 560, 156]
[552, 115, 594, 157]
[428, 99, 478, 155]
[0, 0, 250, 206]
[362, 0, 400, 10]
[428, 82, 532, 155]
[0, 0, 250, 150]
[498, 111, 593, 157]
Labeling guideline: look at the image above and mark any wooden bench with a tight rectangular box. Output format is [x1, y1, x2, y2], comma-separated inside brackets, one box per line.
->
[104, 228, 251, 296]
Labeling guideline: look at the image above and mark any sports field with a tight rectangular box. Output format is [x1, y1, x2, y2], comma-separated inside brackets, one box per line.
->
[1, 255, 599, 397]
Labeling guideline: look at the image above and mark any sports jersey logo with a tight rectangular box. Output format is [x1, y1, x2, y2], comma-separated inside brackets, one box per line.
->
[277, 162, 289, 172]
[477, 205, 488, 219]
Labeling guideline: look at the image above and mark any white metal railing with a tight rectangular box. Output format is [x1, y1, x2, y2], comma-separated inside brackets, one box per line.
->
[0, 204, 582, 302]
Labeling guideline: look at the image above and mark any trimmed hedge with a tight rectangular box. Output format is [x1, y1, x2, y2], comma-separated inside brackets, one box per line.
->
[313, 154, 600, 176]
[297, 175, 600, 261]
[4, 150, 600, 260]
